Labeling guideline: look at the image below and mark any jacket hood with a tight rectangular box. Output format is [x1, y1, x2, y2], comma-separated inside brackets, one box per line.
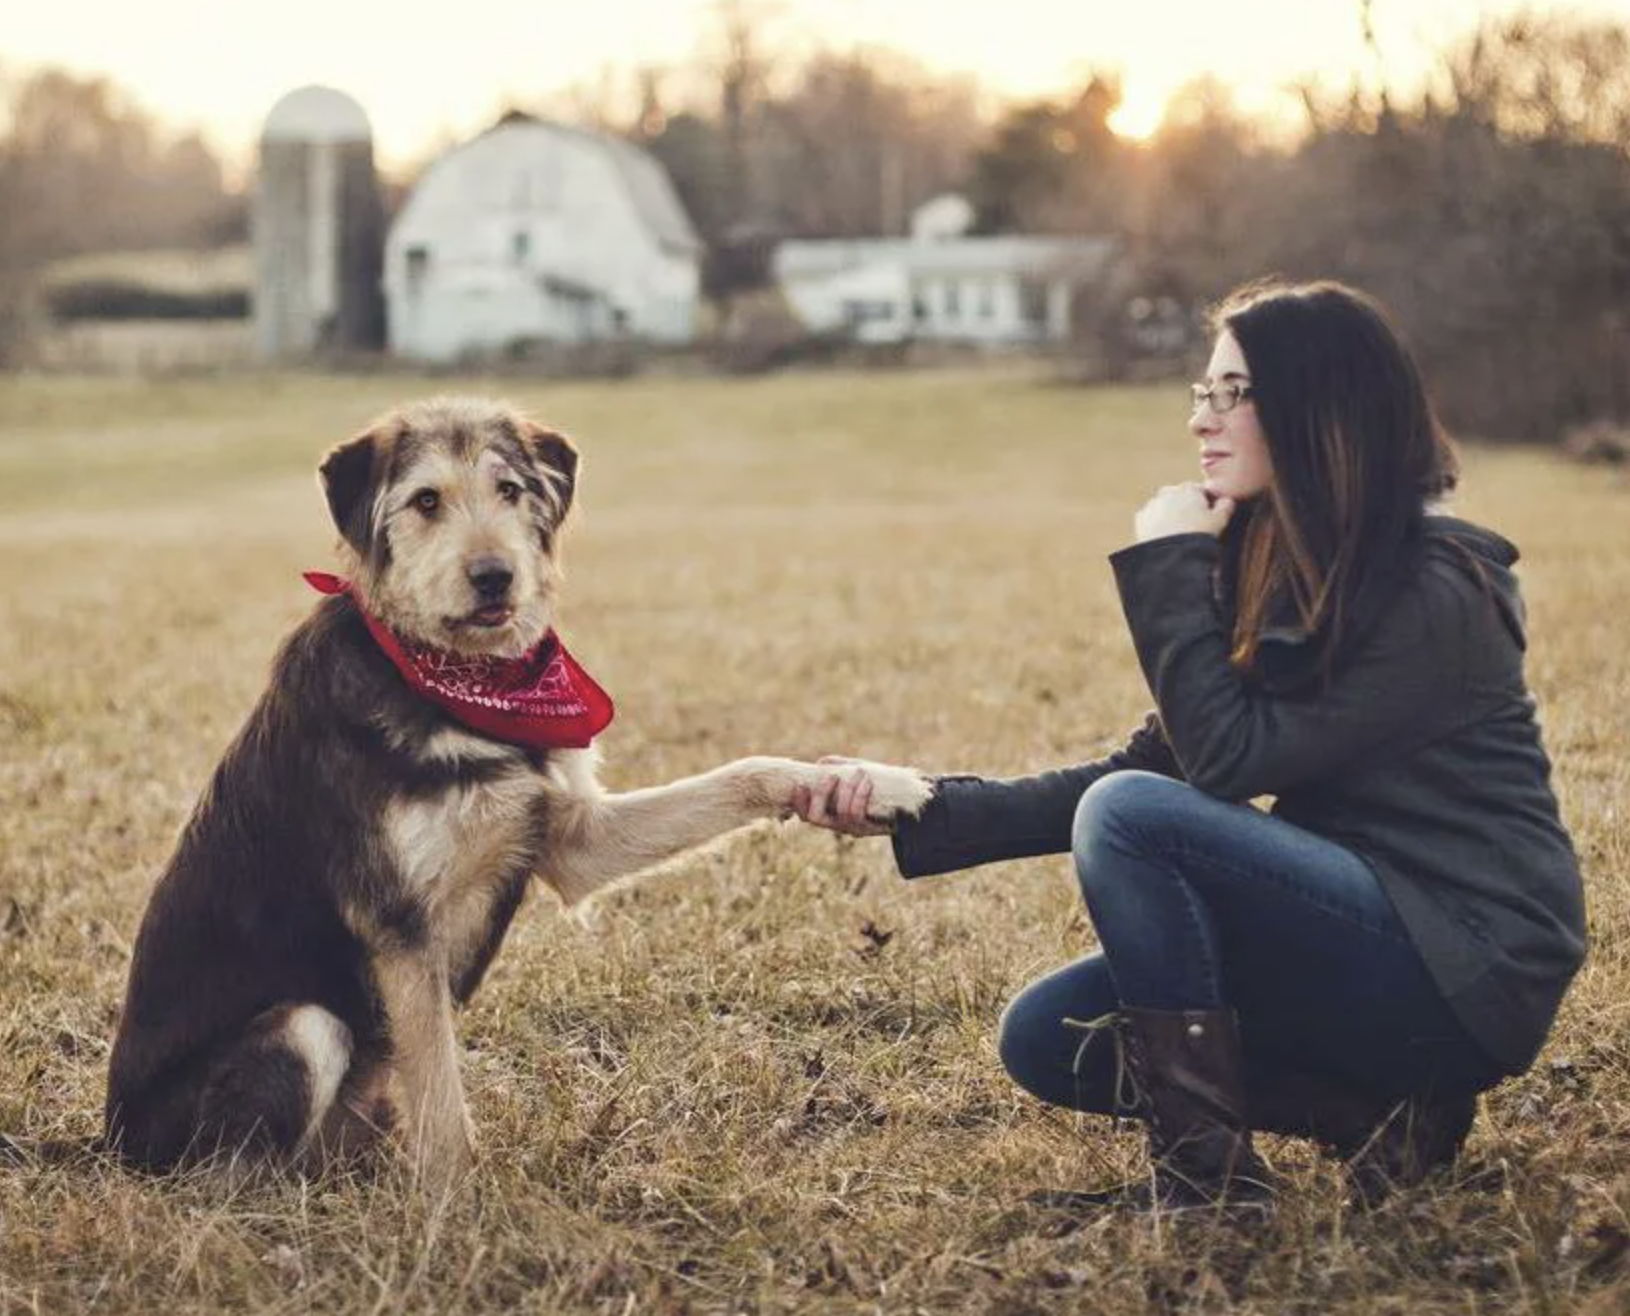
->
[1424, 514, 1527, 649]
[1425, 514, 1520, 570]
[1244, 514, 1527, 688]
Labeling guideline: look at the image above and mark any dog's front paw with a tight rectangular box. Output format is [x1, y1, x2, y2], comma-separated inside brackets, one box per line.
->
[413, 1126, 475, 1201]
[856, 762, 936, 823]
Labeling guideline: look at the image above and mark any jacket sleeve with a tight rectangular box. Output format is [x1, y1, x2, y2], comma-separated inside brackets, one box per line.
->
[890, 713, 1182, 879]
[1108, 533, 1473, 802]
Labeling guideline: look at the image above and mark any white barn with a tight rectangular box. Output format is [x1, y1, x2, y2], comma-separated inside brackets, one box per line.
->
[385, 113, 702, 362]
[773, 196, 1119, 347]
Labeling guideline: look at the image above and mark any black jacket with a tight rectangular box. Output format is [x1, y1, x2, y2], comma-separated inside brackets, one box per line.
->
[892, 517, 1586, 1074]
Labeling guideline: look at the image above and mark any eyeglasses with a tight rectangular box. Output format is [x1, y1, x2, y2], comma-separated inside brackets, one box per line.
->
[1190, 381, 1255, 414]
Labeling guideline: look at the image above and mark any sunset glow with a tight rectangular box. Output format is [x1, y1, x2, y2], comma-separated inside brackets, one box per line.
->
[1108, 86, 1170, 142]
[6, 0, 1628, 170]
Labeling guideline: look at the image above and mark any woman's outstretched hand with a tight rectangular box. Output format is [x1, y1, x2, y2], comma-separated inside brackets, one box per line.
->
[790, 756, 904, 837]
[1134, 482, 1237, 542]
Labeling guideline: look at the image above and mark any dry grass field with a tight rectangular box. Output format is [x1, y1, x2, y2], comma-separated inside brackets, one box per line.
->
[1, 367, 1627, 1314]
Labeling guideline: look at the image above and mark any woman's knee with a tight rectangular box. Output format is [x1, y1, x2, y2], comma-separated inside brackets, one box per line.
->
[1072, 771, 1186, 853]
[995, 982, 1058, 1099]
[1071, 770, 1190, 895]
[996, 960, 1120, 1111]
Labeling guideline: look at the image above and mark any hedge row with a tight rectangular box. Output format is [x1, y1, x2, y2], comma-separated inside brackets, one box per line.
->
[46, 280, 249, 322]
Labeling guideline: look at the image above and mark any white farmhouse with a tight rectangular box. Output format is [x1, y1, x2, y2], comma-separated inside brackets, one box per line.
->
[773, 194, 1119, 347]
[385, 112, 702, 361]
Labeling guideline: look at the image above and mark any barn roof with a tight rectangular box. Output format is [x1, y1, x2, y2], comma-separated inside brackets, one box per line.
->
[434, 112, 702, 257]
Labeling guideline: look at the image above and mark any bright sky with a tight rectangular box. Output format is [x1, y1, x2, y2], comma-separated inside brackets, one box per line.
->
[6, 0, 1628, 172]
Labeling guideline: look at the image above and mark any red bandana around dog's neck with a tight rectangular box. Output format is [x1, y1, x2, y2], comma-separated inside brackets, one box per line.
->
[303, 571, 614, 750]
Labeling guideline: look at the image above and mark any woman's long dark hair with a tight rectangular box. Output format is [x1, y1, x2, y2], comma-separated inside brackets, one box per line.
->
[1214, 279, 1460, 677]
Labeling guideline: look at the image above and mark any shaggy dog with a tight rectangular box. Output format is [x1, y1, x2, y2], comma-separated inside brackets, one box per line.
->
[104, 397, 931, 1192]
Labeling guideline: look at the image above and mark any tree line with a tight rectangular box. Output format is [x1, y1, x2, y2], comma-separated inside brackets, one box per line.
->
[0, 67, 241, 358]
[618, 4, 1630, 439]
[3, 6, 1629, 438]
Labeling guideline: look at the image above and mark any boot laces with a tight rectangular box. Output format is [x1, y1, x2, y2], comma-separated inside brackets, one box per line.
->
[1063, 1010, 1144, 1122]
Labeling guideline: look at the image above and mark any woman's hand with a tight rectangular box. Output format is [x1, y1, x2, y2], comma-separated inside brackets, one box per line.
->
[790, 757, 901, 837]
[1134, 483, 1237, 543]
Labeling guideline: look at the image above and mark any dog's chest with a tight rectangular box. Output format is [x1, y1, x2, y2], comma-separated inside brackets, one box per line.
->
[382, 760, 541, 913]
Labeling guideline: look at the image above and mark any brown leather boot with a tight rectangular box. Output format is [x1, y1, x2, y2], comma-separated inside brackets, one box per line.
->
[1125, 1007, 1279, 1209]
[1033, 1008, 1277, 1216]
[1247, 1067, 1476, 1207]
[1343, 1091, 1476, 1208]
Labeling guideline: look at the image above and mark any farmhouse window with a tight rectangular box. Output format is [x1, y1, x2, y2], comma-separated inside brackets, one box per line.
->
[842, 299, 893, 325]
[1019, 278, 1048, 326]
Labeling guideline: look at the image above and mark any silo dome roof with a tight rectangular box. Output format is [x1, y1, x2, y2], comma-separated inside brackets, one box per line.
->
[262, 85, 372, 144]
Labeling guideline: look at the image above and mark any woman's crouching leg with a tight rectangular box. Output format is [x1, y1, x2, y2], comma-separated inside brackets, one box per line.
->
[997, 953, 1129, 1115]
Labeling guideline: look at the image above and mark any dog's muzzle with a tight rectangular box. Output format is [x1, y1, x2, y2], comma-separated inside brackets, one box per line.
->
[466, 557, 514, 604]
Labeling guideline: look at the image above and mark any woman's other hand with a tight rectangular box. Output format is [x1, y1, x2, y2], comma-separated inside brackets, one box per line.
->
[1134, 482, 1237, 543]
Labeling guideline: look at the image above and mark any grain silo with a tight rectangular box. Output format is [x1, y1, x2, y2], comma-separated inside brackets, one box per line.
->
[253, 86, 385, 359]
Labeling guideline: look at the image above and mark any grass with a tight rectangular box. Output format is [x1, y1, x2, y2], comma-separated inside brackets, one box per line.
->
[1, 365, 1628, 1314]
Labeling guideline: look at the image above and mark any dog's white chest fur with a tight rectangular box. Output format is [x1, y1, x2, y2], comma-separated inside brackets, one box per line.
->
[383, 768, 539, 909]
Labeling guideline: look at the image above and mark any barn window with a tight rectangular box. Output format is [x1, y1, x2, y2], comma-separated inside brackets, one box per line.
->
[405, 246, 430, 296]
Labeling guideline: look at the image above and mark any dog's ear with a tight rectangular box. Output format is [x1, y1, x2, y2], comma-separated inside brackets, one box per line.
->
[520, 422, 580, 521]
[318, 430, 382, 554]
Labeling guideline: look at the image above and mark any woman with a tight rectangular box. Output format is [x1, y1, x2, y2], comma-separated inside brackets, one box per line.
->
[795, 279, 1586, 1213]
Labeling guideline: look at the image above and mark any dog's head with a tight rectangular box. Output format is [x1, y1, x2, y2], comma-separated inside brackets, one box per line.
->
[318, 397, 579, 658]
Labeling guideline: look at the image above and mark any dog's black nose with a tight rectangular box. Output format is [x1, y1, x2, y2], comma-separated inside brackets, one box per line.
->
[467, 558, 514, 601]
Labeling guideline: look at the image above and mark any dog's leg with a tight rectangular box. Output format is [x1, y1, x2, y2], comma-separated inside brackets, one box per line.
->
[374, 948, 473, 1196]
[542, 753, 934, 903]
[304, 1052, 394, 1173]
[150, 1003, 354, 1175]
[444, 868, 531, 1005]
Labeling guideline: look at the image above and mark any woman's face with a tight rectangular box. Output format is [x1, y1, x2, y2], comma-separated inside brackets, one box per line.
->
[1191, 330, 1273, 502]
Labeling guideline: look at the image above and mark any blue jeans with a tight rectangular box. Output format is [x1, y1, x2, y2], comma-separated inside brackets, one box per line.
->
[999, 771, 1506, 1116]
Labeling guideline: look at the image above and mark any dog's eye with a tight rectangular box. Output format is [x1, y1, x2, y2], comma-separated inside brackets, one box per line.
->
[497, 479, 523, 504]
[411, 488, 441, 516]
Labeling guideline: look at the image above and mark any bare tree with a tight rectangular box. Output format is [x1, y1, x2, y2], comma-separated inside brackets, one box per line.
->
[966, 73, 1130, 235]
[0, 67, 234, 257]
[0, 139, 39, 363]
[1438, 9, 1630, 145]
[753, 48, 983, 237]
[0, 65, 238, 365]
[710, 0, 782, 226]
[1147, 11, 1630, 439]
